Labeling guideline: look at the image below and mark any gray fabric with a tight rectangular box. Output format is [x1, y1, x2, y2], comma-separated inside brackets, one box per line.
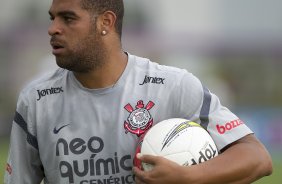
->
[5, 53, 253, 184]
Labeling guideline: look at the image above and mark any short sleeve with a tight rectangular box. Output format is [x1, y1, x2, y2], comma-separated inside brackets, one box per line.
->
[175, 71, 253, 151]
[4, 92, 44, 184]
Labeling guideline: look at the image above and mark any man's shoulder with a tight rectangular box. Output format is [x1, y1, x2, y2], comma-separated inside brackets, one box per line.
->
[133, 54, 185, 72]
[132, 54, 190, 81]
[20, 68, 67, 98]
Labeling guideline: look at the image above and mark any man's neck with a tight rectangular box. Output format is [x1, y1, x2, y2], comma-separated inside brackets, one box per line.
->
[73, 51, 128, 89]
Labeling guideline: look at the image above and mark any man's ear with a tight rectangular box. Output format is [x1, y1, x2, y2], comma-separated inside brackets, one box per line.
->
[97, 10, 117, 35]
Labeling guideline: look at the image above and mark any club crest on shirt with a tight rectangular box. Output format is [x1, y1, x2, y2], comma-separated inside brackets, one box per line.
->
[124, 100, 155, 137]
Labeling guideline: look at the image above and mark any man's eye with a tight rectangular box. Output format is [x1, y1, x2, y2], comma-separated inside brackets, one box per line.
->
[49, 16, 54, 21]
[64, 17, 73, 23]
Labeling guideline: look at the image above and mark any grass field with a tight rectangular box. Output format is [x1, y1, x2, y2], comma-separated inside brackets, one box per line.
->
[0, 137, 9, 182]
[0, 137, 281, 183]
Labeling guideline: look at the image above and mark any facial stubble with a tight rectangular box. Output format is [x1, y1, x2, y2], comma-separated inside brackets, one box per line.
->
[55, 24, 107, 73]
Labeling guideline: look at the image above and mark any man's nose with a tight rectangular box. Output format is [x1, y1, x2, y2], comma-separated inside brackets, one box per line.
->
[48, 19, 62, 36]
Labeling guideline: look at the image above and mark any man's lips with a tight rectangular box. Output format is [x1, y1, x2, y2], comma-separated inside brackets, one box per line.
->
[50, 41, 65, 55]
[52, 47, 65, 55]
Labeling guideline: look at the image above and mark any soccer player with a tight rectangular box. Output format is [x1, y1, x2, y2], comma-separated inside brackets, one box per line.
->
[5, 0, 272, 183]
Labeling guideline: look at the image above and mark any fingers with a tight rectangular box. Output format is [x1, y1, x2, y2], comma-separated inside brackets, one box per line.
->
[134, 154, 163, 183]
[135, 176, 145, 184]
[137, 153, 159, 165]
[133, 166, 148, 184]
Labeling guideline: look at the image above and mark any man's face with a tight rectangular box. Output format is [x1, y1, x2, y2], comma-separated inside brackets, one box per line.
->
[48, 0, 106, 72]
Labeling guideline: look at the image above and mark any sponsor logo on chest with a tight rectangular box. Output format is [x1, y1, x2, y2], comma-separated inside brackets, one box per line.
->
[55, 136, 133, 183]
[37, 87, 63, 101]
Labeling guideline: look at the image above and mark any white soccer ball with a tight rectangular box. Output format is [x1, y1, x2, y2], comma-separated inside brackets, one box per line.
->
[140, 118, 218, 171]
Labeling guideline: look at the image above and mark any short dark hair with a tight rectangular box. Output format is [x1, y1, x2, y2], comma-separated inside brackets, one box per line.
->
[81, 0, 124, 39]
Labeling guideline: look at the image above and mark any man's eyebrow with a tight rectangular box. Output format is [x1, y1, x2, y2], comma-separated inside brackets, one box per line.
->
[48, 10, 78, 18]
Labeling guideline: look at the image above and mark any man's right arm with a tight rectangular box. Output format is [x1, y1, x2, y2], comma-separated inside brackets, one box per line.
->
[4, 94, 44, 184]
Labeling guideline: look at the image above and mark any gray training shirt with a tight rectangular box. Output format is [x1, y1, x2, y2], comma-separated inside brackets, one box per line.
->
[5, 53, 253, 184]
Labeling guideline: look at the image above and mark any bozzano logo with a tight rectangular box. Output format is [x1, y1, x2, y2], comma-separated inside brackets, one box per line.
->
[216, 119, 244, 134]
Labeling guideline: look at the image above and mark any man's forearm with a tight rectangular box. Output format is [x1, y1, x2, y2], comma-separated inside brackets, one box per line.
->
[184, 134, 273, 184]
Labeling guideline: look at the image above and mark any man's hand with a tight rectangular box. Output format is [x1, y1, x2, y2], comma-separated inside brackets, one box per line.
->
[133, 153, 193, 184]
[133, 134, 272, 184]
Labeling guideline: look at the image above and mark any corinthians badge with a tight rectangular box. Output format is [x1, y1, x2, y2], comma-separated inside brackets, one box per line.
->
[124, 100, 155, 137]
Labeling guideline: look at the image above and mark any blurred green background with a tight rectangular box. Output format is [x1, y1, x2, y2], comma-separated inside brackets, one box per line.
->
[1, 0, 282, 183]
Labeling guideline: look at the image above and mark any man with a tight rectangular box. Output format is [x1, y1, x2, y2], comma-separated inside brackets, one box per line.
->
[5, 0, 272, 183]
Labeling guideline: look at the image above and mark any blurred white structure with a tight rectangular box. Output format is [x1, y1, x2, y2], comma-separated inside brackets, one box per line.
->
[123, 0, 282, 53]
